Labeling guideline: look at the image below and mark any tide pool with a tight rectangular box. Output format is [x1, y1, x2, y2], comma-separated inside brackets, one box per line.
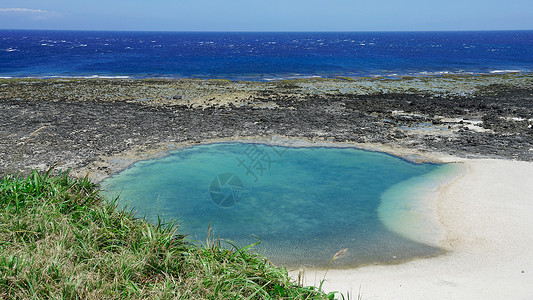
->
[101, 143, 460, 268]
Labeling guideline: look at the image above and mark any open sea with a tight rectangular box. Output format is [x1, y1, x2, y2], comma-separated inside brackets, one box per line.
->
[1, 30, 533, 80]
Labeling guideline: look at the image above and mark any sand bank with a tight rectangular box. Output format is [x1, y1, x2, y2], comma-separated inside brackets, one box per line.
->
[293, 159, 533, 299]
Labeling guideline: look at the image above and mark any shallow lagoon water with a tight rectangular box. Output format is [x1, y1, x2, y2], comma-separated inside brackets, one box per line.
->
[101, 143, 459, 268]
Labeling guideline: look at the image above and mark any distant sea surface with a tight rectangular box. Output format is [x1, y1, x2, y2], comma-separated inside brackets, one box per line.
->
[1, 30, 533, 80]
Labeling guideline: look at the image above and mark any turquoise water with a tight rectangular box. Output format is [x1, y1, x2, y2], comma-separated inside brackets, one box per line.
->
[101, 143, 457, 268]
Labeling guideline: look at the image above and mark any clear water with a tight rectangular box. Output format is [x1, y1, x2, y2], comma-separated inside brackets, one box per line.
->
[2, 30, 533, 80]
[101, 143, 457, 268]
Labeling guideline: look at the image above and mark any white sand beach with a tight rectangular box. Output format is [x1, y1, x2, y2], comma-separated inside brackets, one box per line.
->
[293, 159, 533, 299]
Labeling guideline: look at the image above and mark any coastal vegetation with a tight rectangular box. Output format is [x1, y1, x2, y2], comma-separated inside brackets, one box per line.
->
[0, 169, 335, 299]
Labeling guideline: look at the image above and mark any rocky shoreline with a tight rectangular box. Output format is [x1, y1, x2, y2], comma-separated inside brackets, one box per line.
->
[1, 74, 532, 181]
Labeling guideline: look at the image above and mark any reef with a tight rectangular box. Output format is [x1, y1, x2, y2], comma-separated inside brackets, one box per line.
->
[1, 74, 532, 179]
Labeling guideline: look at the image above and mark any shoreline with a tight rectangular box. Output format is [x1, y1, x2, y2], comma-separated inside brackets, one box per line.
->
[2, 74, 533, 296]
[98, 138, 458, 270]
[0, 69, 530, 82]
[75, 136, 454, 184]
[96, 140, 533, 298]
[377, 162, 466, 248]
[3, 73, 532, 180]
[293, 158, 533, 299]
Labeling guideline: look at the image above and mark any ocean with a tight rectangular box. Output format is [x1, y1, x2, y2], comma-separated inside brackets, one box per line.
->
[1, 30, 533, 80]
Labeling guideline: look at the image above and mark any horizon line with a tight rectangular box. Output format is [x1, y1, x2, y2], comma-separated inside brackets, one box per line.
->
[2, 28, 533, 33]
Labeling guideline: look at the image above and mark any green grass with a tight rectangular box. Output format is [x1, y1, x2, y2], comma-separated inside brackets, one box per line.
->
[0, 169, 337, 299]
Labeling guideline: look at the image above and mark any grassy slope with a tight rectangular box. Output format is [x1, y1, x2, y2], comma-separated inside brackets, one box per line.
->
[0, 170, 334, 299]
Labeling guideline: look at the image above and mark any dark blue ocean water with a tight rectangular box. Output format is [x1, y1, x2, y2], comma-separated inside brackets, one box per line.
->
[1, 30, 533, 80]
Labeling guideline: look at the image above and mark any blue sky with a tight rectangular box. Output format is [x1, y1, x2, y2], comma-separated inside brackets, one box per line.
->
[0, 0, 532, 31]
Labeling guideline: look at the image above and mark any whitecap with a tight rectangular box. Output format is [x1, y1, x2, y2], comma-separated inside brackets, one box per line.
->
[83, 75, 130, 79]
[416, 71, 456, 76]
[490, 70, 521, 74]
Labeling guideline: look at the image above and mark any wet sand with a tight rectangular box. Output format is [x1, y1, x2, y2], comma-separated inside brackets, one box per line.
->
[293, 159, 533, 299]
[2, 75, 533, 298]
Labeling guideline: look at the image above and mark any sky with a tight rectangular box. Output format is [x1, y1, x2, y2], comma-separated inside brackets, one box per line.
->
[0, 0, 532, 32]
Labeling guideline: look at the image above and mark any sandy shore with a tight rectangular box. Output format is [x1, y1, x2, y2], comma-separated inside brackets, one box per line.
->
[1, 76, 532, 297]
[292, 158, 533, 299]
